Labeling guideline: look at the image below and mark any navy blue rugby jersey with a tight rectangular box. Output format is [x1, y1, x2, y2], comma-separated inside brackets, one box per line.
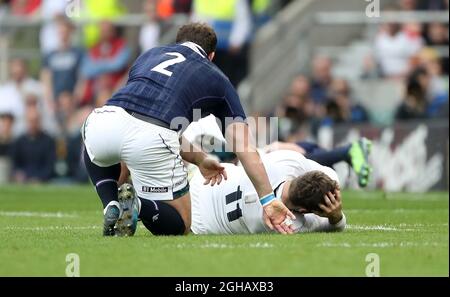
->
[107, 42, 246, 131]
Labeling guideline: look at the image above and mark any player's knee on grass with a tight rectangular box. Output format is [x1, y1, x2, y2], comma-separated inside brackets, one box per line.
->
[141, 200, 186, 236]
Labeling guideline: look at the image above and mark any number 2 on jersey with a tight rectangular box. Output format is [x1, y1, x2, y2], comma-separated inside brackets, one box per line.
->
[151, 52, 186, 77]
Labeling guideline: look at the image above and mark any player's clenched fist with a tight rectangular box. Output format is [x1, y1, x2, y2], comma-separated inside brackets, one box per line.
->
[263, 199, 296, 234]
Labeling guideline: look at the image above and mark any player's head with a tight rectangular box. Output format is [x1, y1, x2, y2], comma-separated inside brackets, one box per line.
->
[176, 23, 217, 61]
[286, 171, 339, 213]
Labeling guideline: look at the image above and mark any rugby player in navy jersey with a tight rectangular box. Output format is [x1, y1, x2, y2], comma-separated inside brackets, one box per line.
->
[82, 23, 295, 236]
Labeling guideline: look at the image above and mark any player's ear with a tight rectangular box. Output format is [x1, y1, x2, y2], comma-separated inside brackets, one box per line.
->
[298, 208, 309, 214]
[208, 52, 215, 61]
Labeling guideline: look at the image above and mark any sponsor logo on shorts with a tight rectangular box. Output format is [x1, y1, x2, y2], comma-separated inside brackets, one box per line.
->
[142, 186, 169, 193]
[174, 178, 187, 187]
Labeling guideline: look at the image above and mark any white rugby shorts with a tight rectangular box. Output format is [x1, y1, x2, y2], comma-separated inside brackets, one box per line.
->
[82, 105, 188, 201]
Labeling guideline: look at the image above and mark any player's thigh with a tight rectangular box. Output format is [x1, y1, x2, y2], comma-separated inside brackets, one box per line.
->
[82, 106, 127, 167]
[121, 122, 189, 201]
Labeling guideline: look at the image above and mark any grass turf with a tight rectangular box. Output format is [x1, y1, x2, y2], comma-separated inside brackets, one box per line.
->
[0, 186, 448, 276]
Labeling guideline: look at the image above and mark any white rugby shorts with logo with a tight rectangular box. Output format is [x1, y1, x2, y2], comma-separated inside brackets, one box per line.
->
[82, 105, 188, 201]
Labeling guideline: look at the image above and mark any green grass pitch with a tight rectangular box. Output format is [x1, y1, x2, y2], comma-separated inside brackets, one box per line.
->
[0, 186, 448, 276]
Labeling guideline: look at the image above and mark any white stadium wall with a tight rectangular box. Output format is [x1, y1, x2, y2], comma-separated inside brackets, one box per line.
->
[318, 120, 449, 192]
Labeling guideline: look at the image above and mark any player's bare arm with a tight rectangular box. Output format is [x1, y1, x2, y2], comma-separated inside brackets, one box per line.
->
[225, 122, 296, 234]
[179, 136, 227, 186]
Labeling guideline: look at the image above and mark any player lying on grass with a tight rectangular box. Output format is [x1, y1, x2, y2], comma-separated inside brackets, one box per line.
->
[116, 150, 346, 235]
[184, 115, 372, 188]
[188, 150, 346, 235]
[82, 23, 295, 237]
[114, 114, 360, 235]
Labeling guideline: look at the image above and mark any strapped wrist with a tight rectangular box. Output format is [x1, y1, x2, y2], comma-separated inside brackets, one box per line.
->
[260, 193, 277, 207]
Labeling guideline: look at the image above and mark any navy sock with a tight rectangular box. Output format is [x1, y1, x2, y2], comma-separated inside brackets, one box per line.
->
[306, 145, 351, 167]
[139, 198, 185, 236]
[83, 148, 121, 208]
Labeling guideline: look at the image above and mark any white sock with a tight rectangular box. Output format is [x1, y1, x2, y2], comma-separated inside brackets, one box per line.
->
[136, 197, 142, 215]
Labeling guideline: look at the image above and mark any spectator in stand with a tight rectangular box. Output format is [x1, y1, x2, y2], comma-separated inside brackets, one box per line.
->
[55, 91, 91, 182]
[360, 55, 382, 79]
[288, 75, 316, 120]
[0, 58, 57, 136]
[250, 0, 272, 30]
[10, 0, 41, 16]
[139, 0, 161, 53]
[274, 75, 315, 140]
[424, 22, 449, 74]
[417, 0, 448, 10]
[374, 17, 424, 78]
[75, 0, 127, 49]
[11, 104, 56, 184]
[79, 20, 131, 105]
[398, 0, 418, 10]
[0, 113, 14, 156]
[174, 0, 192, 13]
[154, 0, 175, 20]
[289, 75, 311, 101]
[67, 103, 91, 182]
[141, 0, 193, 49]
[41, 18, 84, 106]
[192, 0, 253, 87]
[56, 92, 76, 132]
[39, 0, 67, 55]
[395, 67, 431, 120]
[277, 94, 312, 127]
[0, 82, 22, 136]
[415, 49, 449, 117]
[310, 55, 334, 104]
[0, 113, 14, 184]
[323, 79, 369, 125]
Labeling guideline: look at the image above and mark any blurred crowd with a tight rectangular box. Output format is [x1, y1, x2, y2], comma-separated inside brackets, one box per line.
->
[274, 0, 449, 142]
[0, 0, 284, 184]
[0, 0, 448, 184]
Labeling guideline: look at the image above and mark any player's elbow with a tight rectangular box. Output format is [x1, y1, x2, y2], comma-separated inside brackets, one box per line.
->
[224, 122, 256, 154]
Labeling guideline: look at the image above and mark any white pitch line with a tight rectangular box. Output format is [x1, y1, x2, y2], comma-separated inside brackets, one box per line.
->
[0, 211, 78, 218]
[176, 242, 274, 249]
[347, 223, 448, 232]
[318, 241, 445, 248]
[3, 225, 99, 231]
[346, 208, 448, 213]
[398, 223, 448, 227]
[346, 225, 414, 232]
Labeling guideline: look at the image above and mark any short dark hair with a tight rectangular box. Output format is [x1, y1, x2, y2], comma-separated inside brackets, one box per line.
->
[288, 171, 339, 212]
[176, 23, 217, 55]
[0, 113, 14, 122]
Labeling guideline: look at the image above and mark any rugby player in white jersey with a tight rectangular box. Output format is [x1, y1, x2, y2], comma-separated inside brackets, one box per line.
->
[189, 149, 346, 235]
[116, 115, 363, 235]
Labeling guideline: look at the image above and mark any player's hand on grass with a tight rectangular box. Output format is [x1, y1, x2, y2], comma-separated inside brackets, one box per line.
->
[314, 190, 343, 225]
[199, 157, 228, 186]
[263, 200, 296, 234]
